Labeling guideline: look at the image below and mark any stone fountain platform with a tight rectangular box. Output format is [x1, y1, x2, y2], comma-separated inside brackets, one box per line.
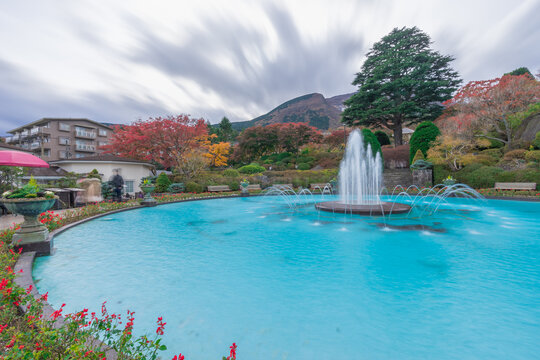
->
[315, 201, 411, 215]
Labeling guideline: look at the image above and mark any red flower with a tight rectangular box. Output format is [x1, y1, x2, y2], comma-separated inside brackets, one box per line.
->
[227, 342, 237, 360]
[172, 354, 185, 360]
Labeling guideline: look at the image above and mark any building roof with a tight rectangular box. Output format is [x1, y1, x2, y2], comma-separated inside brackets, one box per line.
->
[402, 127, 415, 134]
[50, 154, 154, 166]
[23, 166, 69, 178]
[8, 118, 112, 134]
[0, 143, 32, 152]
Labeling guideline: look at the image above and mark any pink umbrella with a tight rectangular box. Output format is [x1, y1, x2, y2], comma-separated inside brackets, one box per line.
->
[0, 150, 49, 168]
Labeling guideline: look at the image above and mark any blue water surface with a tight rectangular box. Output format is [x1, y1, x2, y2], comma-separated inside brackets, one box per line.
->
[33, 196, 540, 359]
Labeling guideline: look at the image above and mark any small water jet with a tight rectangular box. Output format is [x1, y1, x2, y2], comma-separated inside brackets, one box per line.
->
[316, 130, 411, 215]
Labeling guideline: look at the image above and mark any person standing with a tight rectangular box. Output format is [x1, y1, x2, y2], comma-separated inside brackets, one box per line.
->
[111, 170, 124, 202]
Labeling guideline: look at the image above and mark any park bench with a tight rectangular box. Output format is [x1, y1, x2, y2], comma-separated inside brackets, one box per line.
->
[207, 185, 231, 192]
[246, 184, 261, 191]
[309, 183, 332, 193]
[494, 182, 536, 190]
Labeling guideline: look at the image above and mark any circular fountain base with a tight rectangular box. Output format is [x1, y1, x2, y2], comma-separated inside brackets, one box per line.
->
[315, 201, 411, 215]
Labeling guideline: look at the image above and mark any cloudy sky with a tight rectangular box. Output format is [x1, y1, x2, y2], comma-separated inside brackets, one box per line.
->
[1, 0, 539, 134]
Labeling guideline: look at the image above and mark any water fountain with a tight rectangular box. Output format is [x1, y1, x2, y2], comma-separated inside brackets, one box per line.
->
[315, 130, 411, 215]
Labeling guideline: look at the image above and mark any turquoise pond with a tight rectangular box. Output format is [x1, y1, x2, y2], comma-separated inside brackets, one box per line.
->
[33, 196, 540, 359]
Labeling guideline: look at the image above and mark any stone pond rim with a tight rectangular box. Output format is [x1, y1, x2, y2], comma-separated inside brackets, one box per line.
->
[315, 201, 412, 215]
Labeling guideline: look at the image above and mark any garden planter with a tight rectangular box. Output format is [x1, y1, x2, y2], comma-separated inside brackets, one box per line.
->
[140, 185, 157, 206]
[2, 197, 57, 254]
[240, 182, 249, 196]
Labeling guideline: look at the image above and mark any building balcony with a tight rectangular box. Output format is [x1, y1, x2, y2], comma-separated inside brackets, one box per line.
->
[75, 144, 96, 152]
[75, 130, 96, 139]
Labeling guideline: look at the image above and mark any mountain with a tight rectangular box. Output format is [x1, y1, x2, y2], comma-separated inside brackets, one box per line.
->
[231, 92, 354, 131]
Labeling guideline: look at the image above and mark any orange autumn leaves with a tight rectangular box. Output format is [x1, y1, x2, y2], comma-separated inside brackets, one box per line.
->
[102, 115, 231, 169]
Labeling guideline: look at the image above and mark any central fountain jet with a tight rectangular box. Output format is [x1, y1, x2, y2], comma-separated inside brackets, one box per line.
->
[316, 130, 411, 215]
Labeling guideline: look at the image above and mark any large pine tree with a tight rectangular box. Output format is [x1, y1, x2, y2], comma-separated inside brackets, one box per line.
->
[342, 27, 461, 145]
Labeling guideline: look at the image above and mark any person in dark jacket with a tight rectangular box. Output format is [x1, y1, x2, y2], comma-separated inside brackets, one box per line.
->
[111, 170, 124, 202]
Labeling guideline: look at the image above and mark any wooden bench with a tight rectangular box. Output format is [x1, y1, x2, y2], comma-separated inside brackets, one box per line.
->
[494, 182, 536, 190]
[207, 185, 231, 192]
[246, 184, 261, 191]
[309, 183, 332, 193]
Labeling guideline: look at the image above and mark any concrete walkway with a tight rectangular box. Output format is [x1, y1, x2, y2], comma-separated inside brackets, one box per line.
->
[0, 209, 69, 230]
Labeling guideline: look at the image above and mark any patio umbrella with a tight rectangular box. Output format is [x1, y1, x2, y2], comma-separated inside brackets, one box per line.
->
[0, 150, 49, 168]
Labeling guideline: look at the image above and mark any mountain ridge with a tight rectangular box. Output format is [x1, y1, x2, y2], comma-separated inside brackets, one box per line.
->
[231, 92, 353, 131]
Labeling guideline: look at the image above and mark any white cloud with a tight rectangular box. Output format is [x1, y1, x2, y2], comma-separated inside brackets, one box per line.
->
[0, 0, 538, 133]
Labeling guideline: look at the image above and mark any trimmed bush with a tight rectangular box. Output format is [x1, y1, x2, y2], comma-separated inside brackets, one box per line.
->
[409, 121, 440, 162]
[155, 172, 172, 193]
[361, 128, 382, 157]
[167, 183, 185, 193]
[238, 164, 265, 174]
[433, 165, 451, 184]
[297, 163, 311, 170]
[374, 130, 391, 146]
[228, 181, 240, 191]
[223, 168, 240, 177]
[87, 168, 101, 180]
[524, 150, 540, 162]
[412, 149, 425, 164]
[185, 181, 204, 193]
[503, 149, 527, 160]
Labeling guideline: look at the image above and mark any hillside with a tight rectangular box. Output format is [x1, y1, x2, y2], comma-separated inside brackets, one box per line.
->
[231, 92, 353, 131]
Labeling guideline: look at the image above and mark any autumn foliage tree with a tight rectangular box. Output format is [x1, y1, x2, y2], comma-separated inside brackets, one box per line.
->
[102, 115, 208, 169]
[233, 122, 322, 162]
[443, 74, 540, 147]
[205, 141, 231, 167]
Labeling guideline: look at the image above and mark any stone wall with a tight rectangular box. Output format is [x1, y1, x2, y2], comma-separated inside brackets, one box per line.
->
[383, 169, 413, 190]
[383, 168, 433, 190]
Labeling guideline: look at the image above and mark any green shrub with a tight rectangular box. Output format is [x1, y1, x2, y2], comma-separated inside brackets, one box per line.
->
[409, 121, 440, 162]
[87, 169, 101, 180]
[185, 181, 204, 193]
[533, 131, 540, 149]
[462, 154, 498, 166]
[460, 166, 504, 188]
[374, 130, 391, 146]
[524, 150, 540, 162]
[361, 128, 382, 157]
[503, 149, 527, 160]
[297, 163, 311, 170]
[238, 164, 266, 174]
[412, 149, 425, 163]
[508, 101, 540, 128]
[481, 148, 503, 160]
[167, 183, 185, 193]
[228, 181, 240, 191]
[223, 168, 240, 177]
[155, 173, 172, 193]
[433, 165, 451, 185]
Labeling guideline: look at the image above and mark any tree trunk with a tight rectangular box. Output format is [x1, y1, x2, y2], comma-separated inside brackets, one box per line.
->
[393, 124, 403, 146]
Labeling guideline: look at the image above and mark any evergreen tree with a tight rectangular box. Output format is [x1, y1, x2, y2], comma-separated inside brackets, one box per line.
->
[409, 121, 440, 162]
[342, 27, 461, 146]
[374, 130, 391, 146]
[361, 129, 382, 157]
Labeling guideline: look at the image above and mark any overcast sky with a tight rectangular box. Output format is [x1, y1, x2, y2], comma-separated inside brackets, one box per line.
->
[1, 0, 539, 134]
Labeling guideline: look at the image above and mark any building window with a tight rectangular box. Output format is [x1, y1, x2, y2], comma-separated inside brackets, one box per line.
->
[98, 141, 107, 147]
[59, 137, 70, 145]
[75, 153, 86, 158]
[43, 149, 51, 157]
[125, 180, 134, 193]
[59, 123, 70, 131]
[98, 129, 107, 137]
[75, 126, 96, 138]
